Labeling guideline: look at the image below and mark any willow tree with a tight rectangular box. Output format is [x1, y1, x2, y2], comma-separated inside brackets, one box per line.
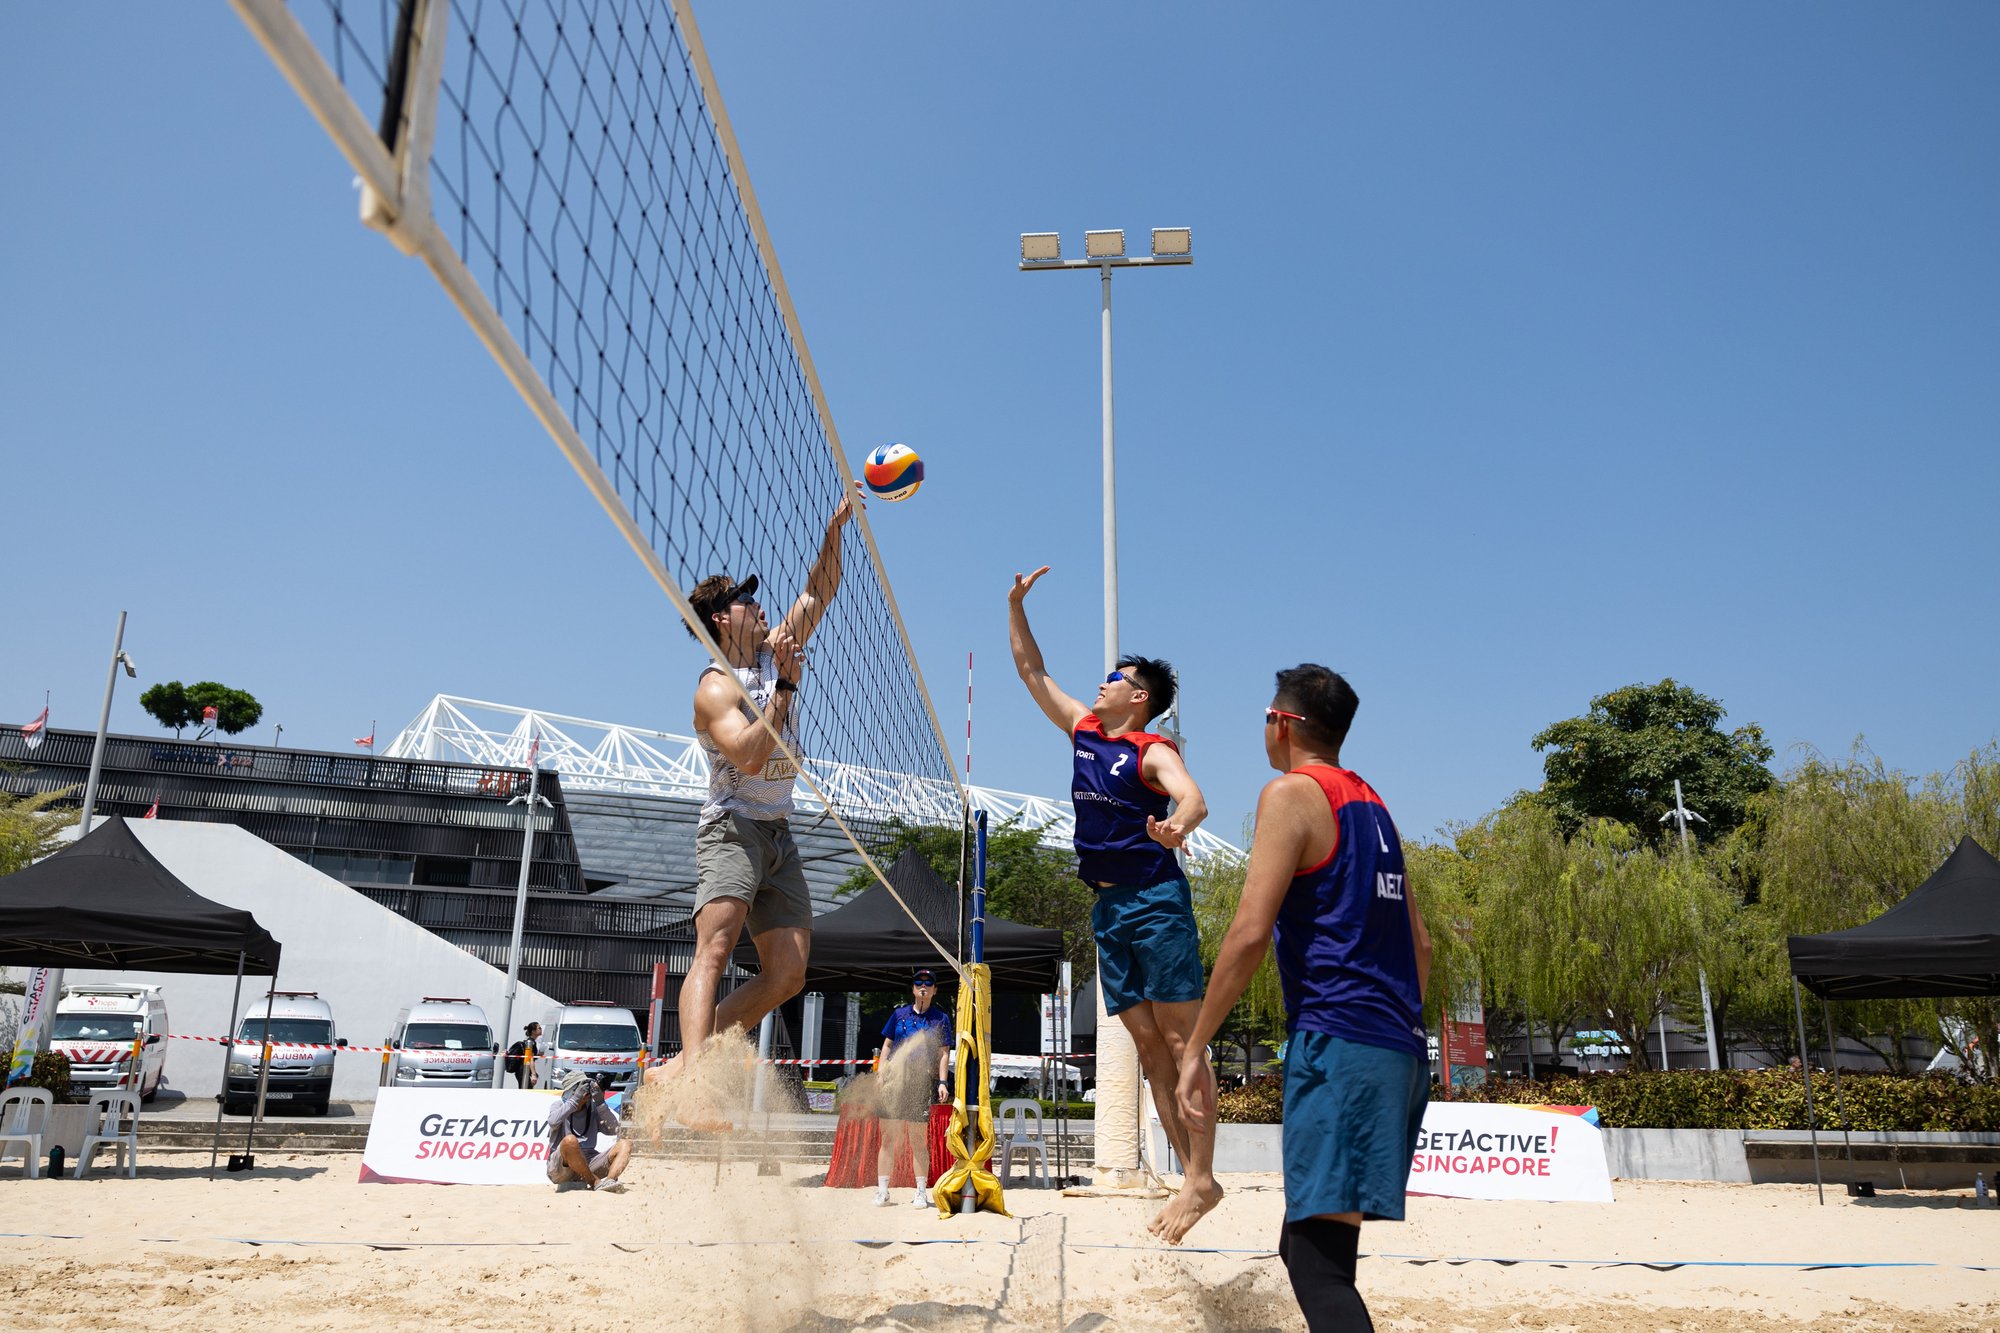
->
[0, 777, 78, 877]
[1400, 833, 1478, 1037]
[1459, 802, 1586, 1071]
[1933, 746, 2000, 1077]
[1548, 821, 1707, 1071]
[1188, 845, 1283, 1081]
[1755, 745, 1983, 1074]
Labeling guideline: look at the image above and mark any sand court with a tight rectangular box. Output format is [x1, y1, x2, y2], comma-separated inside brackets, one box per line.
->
[3, 1152, 1997, 1330]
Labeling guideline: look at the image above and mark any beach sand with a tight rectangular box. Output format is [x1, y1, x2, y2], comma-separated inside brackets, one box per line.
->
[4, 1153, 1996, 1330]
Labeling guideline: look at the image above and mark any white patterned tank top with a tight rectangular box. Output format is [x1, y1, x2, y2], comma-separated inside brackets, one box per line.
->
[697, 654, 799, 824]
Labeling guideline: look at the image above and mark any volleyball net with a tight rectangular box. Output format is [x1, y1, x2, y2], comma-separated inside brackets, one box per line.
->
[232, 0, 967, 963]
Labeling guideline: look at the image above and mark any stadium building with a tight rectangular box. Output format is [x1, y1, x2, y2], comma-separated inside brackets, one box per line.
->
[1, 696, 1240, 1062]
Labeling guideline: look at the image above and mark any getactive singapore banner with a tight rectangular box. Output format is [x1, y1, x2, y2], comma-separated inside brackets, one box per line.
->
[360, 1087, 561, 1185]
[1407, 1102, 1613, 1202]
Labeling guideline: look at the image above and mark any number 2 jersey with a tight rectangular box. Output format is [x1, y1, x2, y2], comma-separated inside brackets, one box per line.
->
[1070, 714, 1182, 886]
[1276, 765, 1427, 1059]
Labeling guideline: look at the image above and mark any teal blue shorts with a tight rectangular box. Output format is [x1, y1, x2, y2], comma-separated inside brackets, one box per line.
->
[1090, 874, 1204, 1015]
[1282, 1030, 1429, 1222]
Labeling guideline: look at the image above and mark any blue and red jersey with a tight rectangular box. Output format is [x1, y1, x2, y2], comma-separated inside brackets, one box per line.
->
[881, 1003, 952, 1051]
[1069, 714, 1182, 886]
[1274, 766, 1426, 1059]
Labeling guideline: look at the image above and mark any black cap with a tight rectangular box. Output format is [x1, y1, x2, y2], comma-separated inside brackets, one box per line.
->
[912, 968, 937, 986]
[690, 573, 760, 629]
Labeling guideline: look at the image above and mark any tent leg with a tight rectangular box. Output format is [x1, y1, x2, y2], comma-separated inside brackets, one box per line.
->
[245, 981, 278, 1160]
[1792, 980, 1823, 1206]
[210, 950, 246, 1178]
[1822, 999, 1858, 1186]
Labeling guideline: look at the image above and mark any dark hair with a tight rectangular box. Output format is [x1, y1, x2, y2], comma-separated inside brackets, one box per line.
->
[685, 574, 736, 640]
[1273, 664, 1358, 754]
[1116, 656, 1176, 724]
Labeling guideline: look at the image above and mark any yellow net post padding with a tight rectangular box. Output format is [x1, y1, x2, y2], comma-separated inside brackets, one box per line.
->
[932, 962, 1007, 1218]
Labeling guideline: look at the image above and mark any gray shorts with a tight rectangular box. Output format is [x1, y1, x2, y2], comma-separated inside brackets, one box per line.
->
[548, 1145, 614, 1184]
[694, 813, 813, 935]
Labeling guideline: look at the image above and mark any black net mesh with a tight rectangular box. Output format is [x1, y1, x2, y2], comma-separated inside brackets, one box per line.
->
[289, 2, 963, 864]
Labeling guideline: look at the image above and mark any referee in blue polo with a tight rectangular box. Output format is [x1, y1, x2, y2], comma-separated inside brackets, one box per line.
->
[875, 967, 953, 1207]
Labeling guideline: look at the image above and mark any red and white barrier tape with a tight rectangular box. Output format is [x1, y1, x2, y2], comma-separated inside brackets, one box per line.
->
[152, 1033, 1095, 1066]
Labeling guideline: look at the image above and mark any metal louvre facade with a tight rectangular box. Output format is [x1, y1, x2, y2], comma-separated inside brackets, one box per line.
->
[387, 694, 1245, 863]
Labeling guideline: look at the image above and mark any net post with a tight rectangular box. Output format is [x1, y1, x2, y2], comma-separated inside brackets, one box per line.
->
[960, 813, 988, 1214]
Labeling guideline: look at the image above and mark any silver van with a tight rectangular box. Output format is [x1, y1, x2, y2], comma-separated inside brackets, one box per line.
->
[545, 1002, 645, 1093]
[224, 991, 345, 1116]
[387, 997, 498, 1089]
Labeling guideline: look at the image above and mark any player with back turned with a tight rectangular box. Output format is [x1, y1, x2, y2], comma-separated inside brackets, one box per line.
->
[1007, 565, 1222, 1244]
[1176, 664, 1433, 1331]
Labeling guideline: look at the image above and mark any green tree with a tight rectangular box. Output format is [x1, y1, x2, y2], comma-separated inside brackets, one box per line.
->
[139, 680, 263, 737]
[0, 774, 79, 877]
[1187, 843, 1286, 1081]
[1532, 679, 1775, 844]
[840, 816, 1097, 980]
[1453, 801, 1588, 1069]
[1755, 743, 2000, 1078]
[1557, 821, 1706, 1071]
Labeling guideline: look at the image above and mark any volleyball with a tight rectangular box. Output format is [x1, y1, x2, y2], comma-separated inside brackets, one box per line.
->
[863, 444, 924, 502]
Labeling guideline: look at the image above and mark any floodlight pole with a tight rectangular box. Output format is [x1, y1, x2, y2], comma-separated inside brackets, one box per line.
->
[31, 611, 135, 1063]
[492, 761, 549, 1088]
[1099, 263, 1117, 670]
[1021, 235, 1190, 1188]
[1667, 780, 1722, 1071]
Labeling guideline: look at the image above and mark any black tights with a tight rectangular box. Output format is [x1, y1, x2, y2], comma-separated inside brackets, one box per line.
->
[1279, 1217, 1372, 1333]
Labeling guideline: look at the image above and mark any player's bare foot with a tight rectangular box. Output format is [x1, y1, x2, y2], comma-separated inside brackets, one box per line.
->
[644, 1053, 683, 1086]
[1147, 1177, 1224, 1245]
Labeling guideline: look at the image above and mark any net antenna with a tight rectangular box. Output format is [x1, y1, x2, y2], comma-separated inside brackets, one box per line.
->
[233, 0, 966, 965]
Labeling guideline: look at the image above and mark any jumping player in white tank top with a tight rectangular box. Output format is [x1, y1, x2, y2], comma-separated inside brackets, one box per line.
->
[650, 485, 859, 1119]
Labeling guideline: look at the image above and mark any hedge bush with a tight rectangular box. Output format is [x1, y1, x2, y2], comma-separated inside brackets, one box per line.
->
[8, 1051, 71, 1102]
[1217, 1074, 1284, 1124]
[1456, 1069, 2000, 1132]
[1212, 1068, 2000, 1131]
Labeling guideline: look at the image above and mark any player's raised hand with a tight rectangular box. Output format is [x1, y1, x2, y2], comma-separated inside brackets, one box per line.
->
[832, 481, 861, 527]
[767, 625, 804, 684]
[1146, 815, 1188, 850]
[1009, 566, 1050, 604]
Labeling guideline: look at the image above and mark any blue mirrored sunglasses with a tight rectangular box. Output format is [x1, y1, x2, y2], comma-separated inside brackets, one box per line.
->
[1104, 670, 1126, 685]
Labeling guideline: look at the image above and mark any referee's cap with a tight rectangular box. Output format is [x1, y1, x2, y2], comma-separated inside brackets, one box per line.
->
[911, 968, 938, 987]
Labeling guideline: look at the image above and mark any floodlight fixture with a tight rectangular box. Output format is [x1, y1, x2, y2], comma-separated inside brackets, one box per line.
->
[1020, 232, 1061, 262]
[1150, 227, 1191, 258]
[117, 650, 137, 679]
[1084, 229, 1126, 259]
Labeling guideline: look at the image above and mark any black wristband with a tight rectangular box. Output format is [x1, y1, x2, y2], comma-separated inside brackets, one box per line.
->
[773, 678, 797, 694]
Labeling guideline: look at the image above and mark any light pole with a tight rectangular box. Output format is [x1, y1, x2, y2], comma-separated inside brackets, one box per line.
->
[13, 613, 138, 1081]
[1019, 227, 1191, 1188]
[1662, 779, 1722, 1071]
[491, 746, 550, 1087]
[1019, 227, 1192, 670]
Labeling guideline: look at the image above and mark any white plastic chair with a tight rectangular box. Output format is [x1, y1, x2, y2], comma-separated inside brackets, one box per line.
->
[0, 1087, 52, 1179]
[74, 1090, 140, 1179]
[995, 1098, 1049, 1186]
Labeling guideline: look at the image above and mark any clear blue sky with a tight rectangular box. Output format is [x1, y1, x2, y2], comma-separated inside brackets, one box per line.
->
[3, 5, 1995, 846]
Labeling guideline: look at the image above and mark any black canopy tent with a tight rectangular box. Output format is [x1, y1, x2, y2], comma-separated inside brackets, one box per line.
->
[0, 817, 283, 1172]
[734, 848, 1066, 995]
[1786, 836, 2000, 1201]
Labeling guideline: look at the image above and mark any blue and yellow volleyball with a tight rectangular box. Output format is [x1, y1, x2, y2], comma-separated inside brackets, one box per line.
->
[863, 443, 924, 501]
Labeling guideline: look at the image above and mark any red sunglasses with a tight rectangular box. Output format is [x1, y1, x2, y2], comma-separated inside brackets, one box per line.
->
[1264, 707, 1306, 726]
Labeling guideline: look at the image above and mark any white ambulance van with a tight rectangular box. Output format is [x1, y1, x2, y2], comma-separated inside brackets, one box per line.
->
[224, 991, 345, 1115]
[51, 984, 170, 1101]
[386, 997, 498, 1089]
[546, 1002, 645, 1093]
